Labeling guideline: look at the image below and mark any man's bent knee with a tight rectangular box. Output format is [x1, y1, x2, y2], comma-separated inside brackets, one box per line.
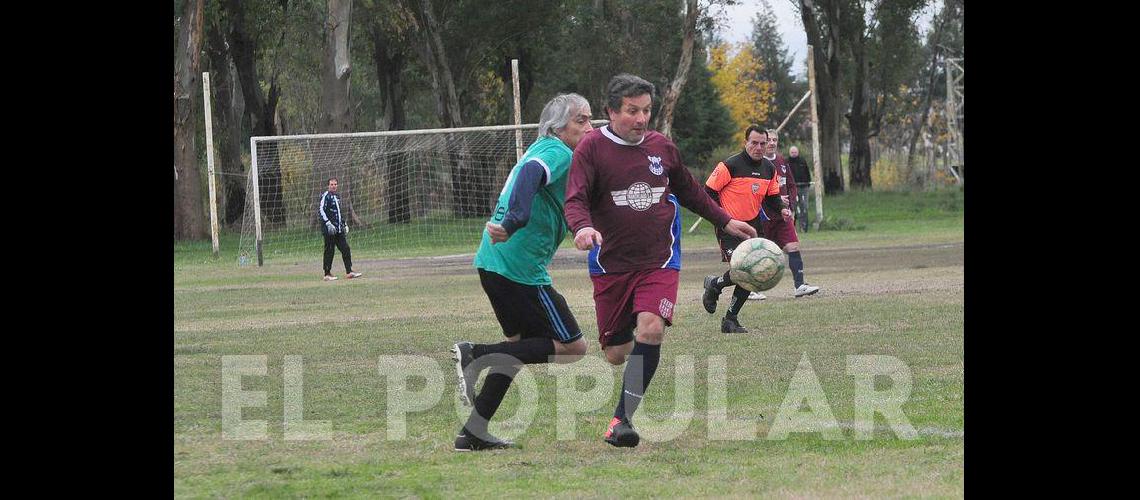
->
[635, 330, 664, 345]
[605, 350, 627, 365]
[604, 343, 632, 365]
[635, 313, 666, 345]
[553, 339, 587, 363]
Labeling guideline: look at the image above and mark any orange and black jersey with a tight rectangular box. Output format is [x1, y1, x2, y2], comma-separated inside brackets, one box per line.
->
[704, 150, 783, 222]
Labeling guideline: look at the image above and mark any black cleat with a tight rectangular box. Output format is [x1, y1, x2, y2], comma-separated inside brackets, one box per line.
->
[454, 430, 516, 452]
[603, 416, 641, 448]
[451, 341, 476, 406]
[702, 275, 722, 314]
[721, 316, 749, 333]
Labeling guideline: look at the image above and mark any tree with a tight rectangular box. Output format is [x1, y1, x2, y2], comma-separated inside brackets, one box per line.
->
[656, 0, 699, 138]
[174, 0, 209, 240]
[799, 0, 845, 193]
[319, 0, 354, 133]
[204, 9, 247, 228]
[358, 0, 416, 223]
[223, 0, 288, 227]
[708, 42, 775, 132]
[313, 0, 368, 229]
[750, 0, 803, 135]
[844, 0, 926, 190]
[671, 44, 734, 170]
[906, 0, 961, 171]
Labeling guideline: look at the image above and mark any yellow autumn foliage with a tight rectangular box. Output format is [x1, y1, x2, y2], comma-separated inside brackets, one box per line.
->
[708, 43, 775, 137]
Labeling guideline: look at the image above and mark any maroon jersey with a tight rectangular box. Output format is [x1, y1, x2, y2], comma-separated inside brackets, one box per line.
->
[763, 153, 797, 219]
[565, 126, 732, 275]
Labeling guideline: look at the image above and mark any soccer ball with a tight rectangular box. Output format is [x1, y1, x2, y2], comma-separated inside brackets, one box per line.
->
[728, 238, 786, 292]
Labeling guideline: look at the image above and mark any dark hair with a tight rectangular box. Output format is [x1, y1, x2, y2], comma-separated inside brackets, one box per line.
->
[605, 74, 656, 112]
[327, 177, 338, 184]
[744, 125, 767, 142]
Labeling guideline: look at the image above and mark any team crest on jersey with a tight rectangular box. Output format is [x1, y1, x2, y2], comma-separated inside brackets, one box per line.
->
[751, 183, 760, 194]
[648, 156, 664, 175]
[611, 182, 667, 211]
[659, 298, 674, 319]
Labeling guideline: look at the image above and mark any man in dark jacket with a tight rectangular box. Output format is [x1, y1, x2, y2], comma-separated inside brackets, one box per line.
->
[787, 146, 812, 232]
[318, 177, 362, 281]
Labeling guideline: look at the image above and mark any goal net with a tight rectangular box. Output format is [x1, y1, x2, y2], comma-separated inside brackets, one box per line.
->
[237, 123, 598, 266]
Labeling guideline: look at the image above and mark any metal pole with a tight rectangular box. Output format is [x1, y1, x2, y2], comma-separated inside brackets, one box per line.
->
[203, 72, 220, 258]
[250, 137, 264, 266]
[807, 45, 825, 231]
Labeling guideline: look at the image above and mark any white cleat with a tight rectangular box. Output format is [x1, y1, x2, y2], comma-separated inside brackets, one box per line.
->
[323, 275, 338, 281]
[794, 283, 820, 298]
[747, 291, 767, 300]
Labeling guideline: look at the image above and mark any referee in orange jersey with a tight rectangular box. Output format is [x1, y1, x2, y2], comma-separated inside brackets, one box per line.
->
[701, 125, 790, 333]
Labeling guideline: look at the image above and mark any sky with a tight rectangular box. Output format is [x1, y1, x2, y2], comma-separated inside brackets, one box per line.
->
[716, 0, 941, 80]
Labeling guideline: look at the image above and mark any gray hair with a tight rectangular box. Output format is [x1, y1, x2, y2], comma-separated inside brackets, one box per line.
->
[537, 93, 590, 138]
[605, 73, 656, 112]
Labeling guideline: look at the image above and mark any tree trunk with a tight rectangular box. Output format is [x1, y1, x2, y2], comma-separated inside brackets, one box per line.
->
[174, 0, 208, 240]
[368, 18, 413, 224]
[319, 0, 354, 134]
[846, 32, 872, 190]
[205, 21, 247, 228]
[413, 0, 488, 218]
[655, 0, 698, 138]
[224, 0, 285, 227]
[415, 0, 462, 128]
[800, 0, 844, 194]
[372, 30, 407, 132]
[316, 0, 364, 228]
[906, 11, 948, 172]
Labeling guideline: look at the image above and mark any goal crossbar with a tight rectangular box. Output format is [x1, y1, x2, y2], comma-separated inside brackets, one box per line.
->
[243, 121, 607, 267]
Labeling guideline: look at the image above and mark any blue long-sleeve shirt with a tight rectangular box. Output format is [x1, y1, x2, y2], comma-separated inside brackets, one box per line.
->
[498, 160, 547, 235]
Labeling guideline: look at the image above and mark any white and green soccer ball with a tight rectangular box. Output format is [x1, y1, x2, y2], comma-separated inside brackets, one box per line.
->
[728, 237, 786, 292]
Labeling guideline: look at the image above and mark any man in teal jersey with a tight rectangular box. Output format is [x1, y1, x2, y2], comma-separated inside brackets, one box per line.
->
[450, 93, 593, 451]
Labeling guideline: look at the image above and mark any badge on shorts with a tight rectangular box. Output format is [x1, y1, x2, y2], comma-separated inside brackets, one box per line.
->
[648, 156, 664, 176]
[659, 298, 674, 319]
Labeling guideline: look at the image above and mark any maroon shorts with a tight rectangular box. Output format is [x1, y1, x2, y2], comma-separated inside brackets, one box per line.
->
[762, 217, 798, 248]
[590, 268, 679, 347]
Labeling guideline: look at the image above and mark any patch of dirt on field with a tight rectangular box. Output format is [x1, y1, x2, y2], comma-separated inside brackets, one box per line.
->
[350, 242, 963, 276]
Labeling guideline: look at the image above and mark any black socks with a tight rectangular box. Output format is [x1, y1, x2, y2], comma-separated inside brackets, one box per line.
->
[614, 341, 662, 421]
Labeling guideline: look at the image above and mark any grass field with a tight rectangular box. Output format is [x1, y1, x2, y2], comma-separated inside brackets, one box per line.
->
[174, 188, 964, 497]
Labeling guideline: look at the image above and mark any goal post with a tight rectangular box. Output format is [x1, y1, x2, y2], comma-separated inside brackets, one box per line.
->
[238, 121, 605, 266]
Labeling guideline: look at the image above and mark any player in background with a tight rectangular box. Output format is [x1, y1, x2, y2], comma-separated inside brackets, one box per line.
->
[701, 126, 787, 332]
[787, 146, 812, 232]
[450, 93, 593, 452]
[318, 177, 362, 281]
[564, 74, 757, 448]
[763, 130, 820, 298]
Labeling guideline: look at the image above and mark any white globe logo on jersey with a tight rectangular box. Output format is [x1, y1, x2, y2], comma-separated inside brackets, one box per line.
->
[627, 182, 654, 210]
[611, 182, 666, 211]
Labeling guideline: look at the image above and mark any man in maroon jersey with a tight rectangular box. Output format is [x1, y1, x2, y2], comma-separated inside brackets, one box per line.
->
[762, 129, 820, 298]
[564, 73, 757, 448]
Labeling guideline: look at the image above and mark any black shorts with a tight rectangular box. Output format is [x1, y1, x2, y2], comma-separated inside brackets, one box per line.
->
[715, 216, 764, 262]
[478, 269, 583, 344]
